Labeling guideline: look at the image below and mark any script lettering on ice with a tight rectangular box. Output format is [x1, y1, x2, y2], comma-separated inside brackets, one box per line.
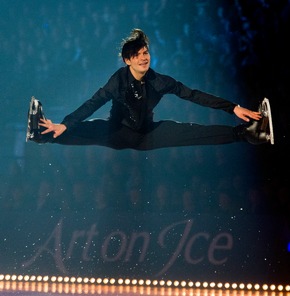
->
[21, 219, 233, 275]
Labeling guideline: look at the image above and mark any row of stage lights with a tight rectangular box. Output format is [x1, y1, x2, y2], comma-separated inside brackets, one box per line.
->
[0, 274, 290, 294]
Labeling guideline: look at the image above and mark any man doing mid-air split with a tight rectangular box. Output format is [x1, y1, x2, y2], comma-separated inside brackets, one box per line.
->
[26, 28, 274, 150]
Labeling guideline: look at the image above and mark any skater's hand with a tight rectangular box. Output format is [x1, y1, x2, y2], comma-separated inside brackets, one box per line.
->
[39, 118, 67, 138]
[234, 105, 262, 122]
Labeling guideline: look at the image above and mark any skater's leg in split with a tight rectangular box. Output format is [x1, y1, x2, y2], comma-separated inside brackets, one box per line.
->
[135, 121, 236, 150]
[132, 118, 271, 150]
[29, 116, 148, 150]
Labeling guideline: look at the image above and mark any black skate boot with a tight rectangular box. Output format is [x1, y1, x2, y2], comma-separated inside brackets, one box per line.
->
[234, 120, 270, 145]
[233, 98, 274, 145]
[26, 96, 46, 142]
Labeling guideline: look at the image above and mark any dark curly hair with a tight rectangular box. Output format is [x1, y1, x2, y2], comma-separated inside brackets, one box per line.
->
[120, 28, 149, 62]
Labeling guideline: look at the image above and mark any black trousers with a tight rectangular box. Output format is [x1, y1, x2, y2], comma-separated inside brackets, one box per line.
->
[46, 119, 236, 151]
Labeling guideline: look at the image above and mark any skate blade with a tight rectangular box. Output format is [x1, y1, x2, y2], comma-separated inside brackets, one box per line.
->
[260, 97, 274, 145]
[26, 96, 38, 142]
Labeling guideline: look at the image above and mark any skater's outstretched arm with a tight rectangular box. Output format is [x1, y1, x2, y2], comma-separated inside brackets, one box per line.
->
[233, 105, 262, 122]
[39, 118, 66, 138]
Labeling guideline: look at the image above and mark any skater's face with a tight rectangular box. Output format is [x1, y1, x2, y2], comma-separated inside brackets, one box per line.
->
[125, 46, 150, 80]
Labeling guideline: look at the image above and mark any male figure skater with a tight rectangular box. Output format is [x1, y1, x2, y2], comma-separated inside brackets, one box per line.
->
[26, 28, 272, 150]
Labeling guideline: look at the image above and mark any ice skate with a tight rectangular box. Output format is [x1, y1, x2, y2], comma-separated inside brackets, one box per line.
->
[26, 96, 46, 142]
